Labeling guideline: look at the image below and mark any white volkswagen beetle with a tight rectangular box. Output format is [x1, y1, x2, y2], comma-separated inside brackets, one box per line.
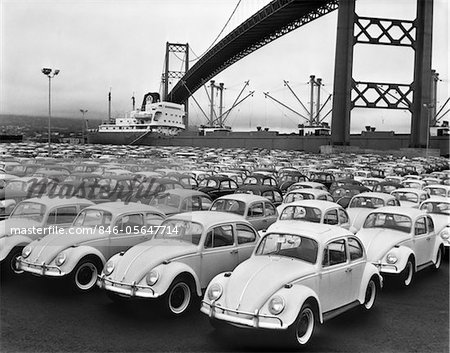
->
[17, 202, 165, 291]
[201, 221, 381, 347]
[419, 197, 450, 252]
[0, 196, 93, 276]
[97, 211, 260, 315]
[356, 206, 444, 287]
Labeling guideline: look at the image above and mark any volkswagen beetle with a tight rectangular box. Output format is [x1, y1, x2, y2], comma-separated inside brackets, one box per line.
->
[17, 202, 165, 291]
[0, 196, 93, 276]
[419, 197, 450, 253]
[201, 221, 381, 347]
[97, 211, 260, 315]
[356, 206, 444, 287]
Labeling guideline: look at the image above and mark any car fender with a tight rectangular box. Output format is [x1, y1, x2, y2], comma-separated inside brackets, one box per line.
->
[57, 246, 107, 274]
[0, 235, 33, 262]
[265, 284, 323, 327]
[382, 245, 414, 273]
[432, 236, 445, 262]
[357, 263, 383, 304]
[150, 262, 202, 297]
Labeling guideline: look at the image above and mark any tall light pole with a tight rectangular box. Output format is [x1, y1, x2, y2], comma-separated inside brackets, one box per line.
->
[80, 109, 88, 144]
[41, 68, 60, 156]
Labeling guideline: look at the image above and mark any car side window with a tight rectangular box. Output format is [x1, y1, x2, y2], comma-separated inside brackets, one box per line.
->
[115, 213, 144, 233]
[236, 224, 257, 244]
[324, 209, 339, 225]
[420, 194, 428, 202]
[47, 206, 78, 225]
[338, 209, 349, 224]
[145, 213, 164, 226]
[274, 191, 283, 203]
[322, 239, 347, 267]
[204, 225, 234, 249]
[387, 199, 397, 206]
[348, 237, 364, 261]
[426, 216, 434, 233]
[414, 217, 427, 235]
[200, 196, 212, 210]
[220, 180, 231, 189]
[247, 202, 264, 218]
[265, 202, 276, 216]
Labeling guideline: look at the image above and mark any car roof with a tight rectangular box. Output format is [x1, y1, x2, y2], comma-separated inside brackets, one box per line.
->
[367, 206, 426, 218]
[20, 196, 93, 207]
[84, 202, 165, 216]
[166, 211, 249, 228]
[215, 193, 272, 203]
[286, 189, 330, 195]
[265, 221, 352, 243]
[280, 199, 342, 211]
[157, 189, 209, 197]
[351, 192, 395, 200]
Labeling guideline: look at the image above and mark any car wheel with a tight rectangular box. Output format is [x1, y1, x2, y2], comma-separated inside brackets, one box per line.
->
[434, 247, 443, 270]
[363, 278, 377, 310]
[288, 303, 315, 346]
[3, 246, 24, 276]
[401, 258, 415, 287]
[164, 278, 193, 315]
[72, 258, 100, 292]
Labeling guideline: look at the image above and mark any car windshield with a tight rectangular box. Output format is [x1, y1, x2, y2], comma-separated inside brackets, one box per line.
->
[149, 193, 181, 209]
[420, 201, 450, 216]
[210, 199, 246, 216]
[284, 193, 313, 203]
[363, 212, 412, 233]
[349, 196, 384, 209]
[73, 209, 112, 227]
[4, 181, 26, 192]
[424, 187, 447, 197]
[392, 191, 418, 203]
[256, 233, 318, 263]
[10, 202, 46, 222]
[154, 220, 203, 245]
[279, 205, 322, 223]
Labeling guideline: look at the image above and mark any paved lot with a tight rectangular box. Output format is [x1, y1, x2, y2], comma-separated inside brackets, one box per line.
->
[1, 258, 448, 353]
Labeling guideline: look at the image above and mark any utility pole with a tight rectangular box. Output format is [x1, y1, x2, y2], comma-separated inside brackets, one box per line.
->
[210, 80, 215, 127]
[80, 109, 88, 144]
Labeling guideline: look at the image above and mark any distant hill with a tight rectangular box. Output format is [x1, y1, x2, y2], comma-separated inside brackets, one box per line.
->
[0, 114, 103, 132]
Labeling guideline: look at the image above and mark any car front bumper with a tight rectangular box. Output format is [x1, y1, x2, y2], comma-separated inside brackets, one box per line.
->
[97, 274, 159, 298]
[17, 258, 65, 277]
[201, 300, 285, 330]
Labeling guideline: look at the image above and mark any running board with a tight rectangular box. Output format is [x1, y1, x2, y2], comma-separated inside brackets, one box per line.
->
[416, 260, 434, 271]
[323, 301, 360, 322]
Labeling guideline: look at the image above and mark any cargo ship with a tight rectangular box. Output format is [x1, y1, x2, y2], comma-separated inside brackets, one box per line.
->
[88, 92, 186, 145]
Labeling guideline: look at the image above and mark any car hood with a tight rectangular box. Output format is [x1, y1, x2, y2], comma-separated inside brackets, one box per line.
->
[223, 255, 315, 312]
[109, 239, 198, 283]
[26, 228, 107, 264]
[347, 208, 373, 230]
[0, 218, 41, 238]
[357, 228, 411, 262]
[153, 205, 179, 216]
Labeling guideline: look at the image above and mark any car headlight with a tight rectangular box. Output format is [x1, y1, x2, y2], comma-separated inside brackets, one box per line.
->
[386, 252, 398, 264]
[268, 295, 285, 315]
[207, 283, 223, 301]
[440, 228, 450, 240]
[22, 245, 32, 258]
[55, 252, 66, 266]
[146, 270, 159, 286]
[104, 260, 115, 275]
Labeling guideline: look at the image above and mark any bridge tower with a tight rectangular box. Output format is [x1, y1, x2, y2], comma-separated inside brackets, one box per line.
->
[331, 0, 433, 149]
[162, 42, 189, 125]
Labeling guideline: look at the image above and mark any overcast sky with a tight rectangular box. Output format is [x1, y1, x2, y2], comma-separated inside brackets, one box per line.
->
[1, 0, 448, 133]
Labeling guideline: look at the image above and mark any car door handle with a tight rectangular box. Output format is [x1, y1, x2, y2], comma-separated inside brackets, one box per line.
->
[426, 237, 431, 241]
[345, 268, 353, 273]
[230, 249, 238, 254]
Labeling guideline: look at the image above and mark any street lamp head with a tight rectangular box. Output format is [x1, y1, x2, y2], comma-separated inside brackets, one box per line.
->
[54, 69, 60, 75]
[42, 68, 52, 75]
